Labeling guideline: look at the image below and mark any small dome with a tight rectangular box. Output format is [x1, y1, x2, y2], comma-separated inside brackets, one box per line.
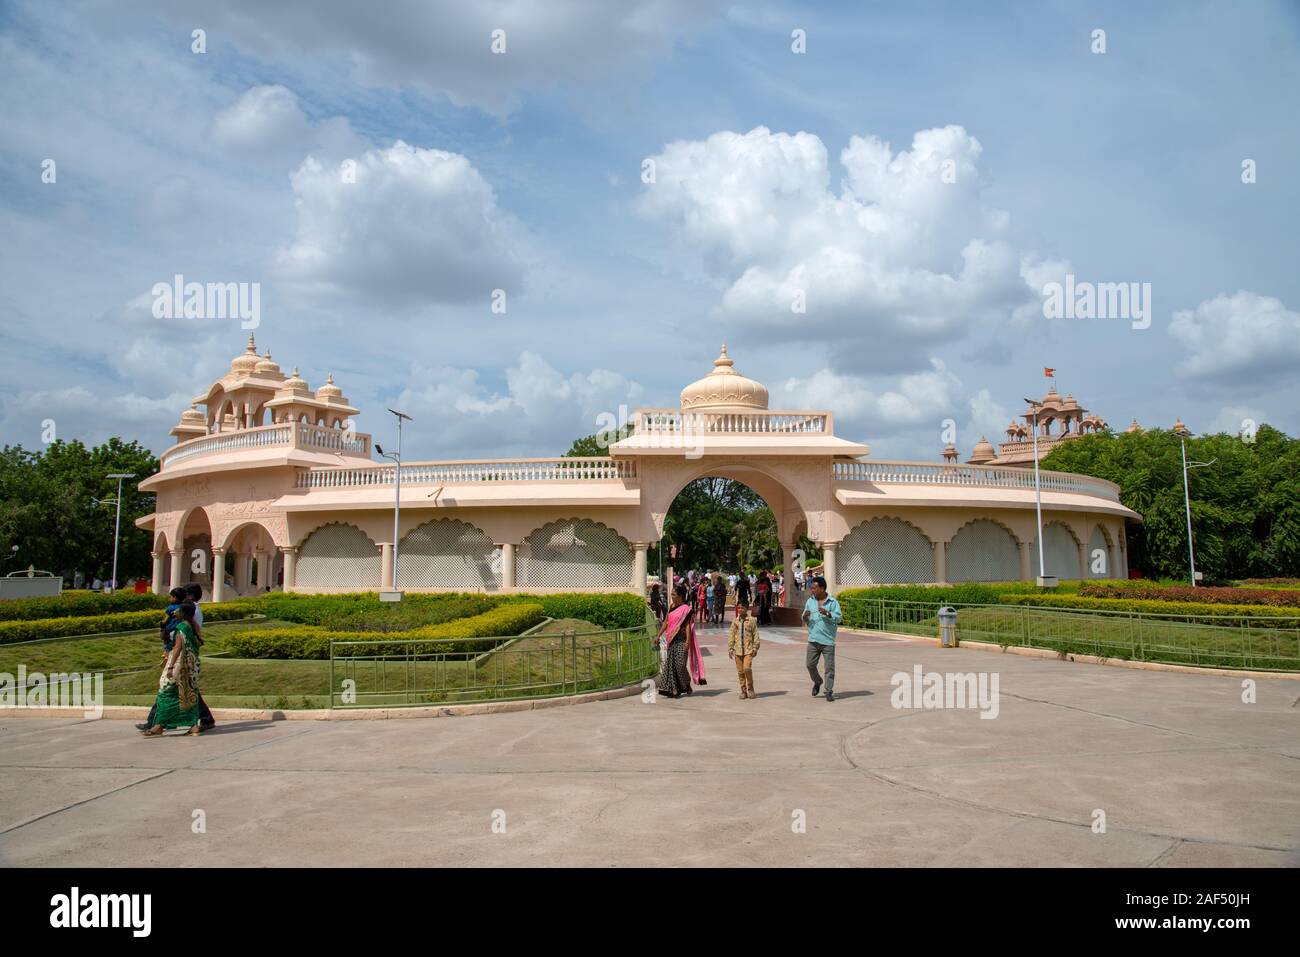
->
[680, 345, 769, 412]
[968, 436, 996, 464]
[1038, 386, 1062, 409]
[281, 367, 310, 394]
[1172, 419, 1189, 435]
[1124, 418, 1141, 433]
[1059, 393, 1080, 410]
[254, 350, 283, 377]
[180, 403, 205, 425]
[316, 373, 343, 399]
[229, 334, 260, 374]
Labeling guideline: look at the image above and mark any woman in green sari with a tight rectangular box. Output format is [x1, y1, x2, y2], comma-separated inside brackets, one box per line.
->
[141, 601, 203, 737]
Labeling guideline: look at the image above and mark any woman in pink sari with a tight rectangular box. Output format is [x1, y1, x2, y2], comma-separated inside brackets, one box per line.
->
[655, 584, 707, 697]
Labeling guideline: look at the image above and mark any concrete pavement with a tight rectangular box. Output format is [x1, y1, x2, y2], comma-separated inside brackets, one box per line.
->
[1, 625, 1297, 867]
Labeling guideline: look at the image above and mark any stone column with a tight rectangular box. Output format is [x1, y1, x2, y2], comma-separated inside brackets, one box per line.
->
[499, 543, 516, 589]
[255, 549, 269, 591]
[1018, 541, 1032, 581]
[169, 547, 184, 590]
[781, 542, 798, 606]
[1077, 540, 1089, 580]
[633, 543, 648, 595]
[151, 552, 166, 594]
[933, 540, 947, 584]
[380, 542, 394, 589]
[281, 546, 298, 590]
[234, 552, 251, 595]
[819, 541, 839, 589]
[210, 548, 226, 603]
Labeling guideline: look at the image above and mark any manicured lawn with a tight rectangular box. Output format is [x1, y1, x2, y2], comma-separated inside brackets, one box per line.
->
[856, 601, 1300, 671]
[0, 617, 290, 677]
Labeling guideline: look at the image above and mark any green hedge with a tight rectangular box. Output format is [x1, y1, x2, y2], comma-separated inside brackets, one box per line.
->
[1079, 582, 1300, 607]
[225, 602, 547, 659]
[0, 601, 259, 645]
[505, 593, 649, 630]
[995, 593, 1300, 627]
[252, 592, 503, 631]
[0, 590, 168, 621]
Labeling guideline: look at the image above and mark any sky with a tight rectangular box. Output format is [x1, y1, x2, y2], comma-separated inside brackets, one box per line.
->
[1, 0, 1298, 463]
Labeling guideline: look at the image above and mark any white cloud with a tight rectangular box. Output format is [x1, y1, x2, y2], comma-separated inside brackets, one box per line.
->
[150, 0, 728, 115]
[210, 85, 313, 154]
[1168, 291, 1300, 387]
[638, 125, 1046, 371]
[392, 352, 643, 458]
[273, 140, 530, 308]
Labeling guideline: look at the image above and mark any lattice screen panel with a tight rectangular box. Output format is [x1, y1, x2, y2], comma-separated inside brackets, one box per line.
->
[1030, 522, 1079, 579]
[947, 520, 1021, 583]
[1087, 525, 1112, 579]
[519, 519, 633, 589]
[838, 518, 934, 585]
[397, 519, 501, 590]
[296, 523, 381, 588]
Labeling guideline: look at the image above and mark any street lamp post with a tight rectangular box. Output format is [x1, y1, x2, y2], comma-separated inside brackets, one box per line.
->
[376, 409, 412, 600]
[1022, 399, 1052, 587]
[105, 473, 135, 593]
[1173, 420, 1214, 588]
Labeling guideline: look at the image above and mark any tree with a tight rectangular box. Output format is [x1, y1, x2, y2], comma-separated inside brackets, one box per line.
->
[0, 438, 159, 583]
[1041, 425, 1300, 581]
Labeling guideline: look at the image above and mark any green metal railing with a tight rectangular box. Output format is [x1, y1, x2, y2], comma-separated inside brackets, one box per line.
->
[839, 598, 1300, 672]
[329, 625, 660, 708]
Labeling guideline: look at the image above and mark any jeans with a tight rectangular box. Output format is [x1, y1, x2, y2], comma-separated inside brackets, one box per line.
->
[806, 641, 835, 694]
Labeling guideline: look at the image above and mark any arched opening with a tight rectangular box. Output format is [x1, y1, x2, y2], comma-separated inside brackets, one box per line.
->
[177, 506, 218, 597]
[519, 519, 633, 590]
[296, 522, 381, 588]
[1087, 524, 1114, 580]
[839, 517, 934, 585]
[398, 518, 501, 590]
[654, 465, 816, 622]
[222, 521, 281, 596]
[1031, 521, 1080, 580]
[948, 519, 1020, 583]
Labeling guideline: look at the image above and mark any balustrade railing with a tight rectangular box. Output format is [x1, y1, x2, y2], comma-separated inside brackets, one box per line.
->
[632, 409, 830, 435]
[832, 460, 1119, 500]
[295, 457, 637, 489]
[161, 422, 370, 469]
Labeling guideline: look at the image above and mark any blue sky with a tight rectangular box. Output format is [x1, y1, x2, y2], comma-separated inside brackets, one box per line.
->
[1, 0, 1297, 462]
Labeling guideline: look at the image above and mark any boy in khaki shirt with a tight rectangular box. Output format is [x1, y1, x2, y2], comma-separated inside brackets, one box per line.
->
[727, 602, 761, 699]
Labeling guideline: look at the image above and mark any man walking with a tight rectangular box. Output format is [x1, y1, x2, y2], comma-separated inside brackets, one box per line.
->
[802, 576, 842, 702]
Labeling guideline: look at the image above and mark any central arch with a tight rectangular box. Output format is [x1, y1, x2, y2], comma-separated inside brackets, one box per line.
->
[646, 459, 820, 615]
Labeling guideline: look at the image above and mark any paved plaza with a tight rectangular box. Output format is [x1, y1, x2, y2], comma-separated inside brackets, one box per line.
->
[1, 628, 1297, 867]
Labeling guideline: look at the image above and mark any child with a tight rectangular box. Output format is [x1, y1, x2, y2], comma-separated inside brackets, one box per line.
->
[727, 602, 761, 699]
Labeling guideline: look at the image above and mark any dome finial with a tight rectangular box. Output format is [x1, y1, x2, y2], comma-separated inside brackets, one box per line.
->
[714, 344, 734, 370]
[246, 333, 256, 352]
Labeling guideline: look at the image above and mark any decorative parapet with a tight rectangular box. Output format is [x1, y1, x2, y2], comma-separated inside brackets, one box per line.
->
[833, 460, 1121, 501]
[160, 422, 371, 469]
[294, 457, 637, 489]
[632, 408, 831, 435]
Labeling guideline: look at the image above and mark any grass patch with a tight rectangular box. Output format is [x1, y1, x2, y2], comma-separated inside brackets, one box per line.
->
[845, 598, 1300, 671]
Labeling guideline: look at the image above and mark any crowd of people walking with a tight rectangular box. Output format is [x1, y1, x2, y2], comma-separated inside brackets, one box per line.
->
[649, 567, 805, 628]
[650, 570, 843, 703]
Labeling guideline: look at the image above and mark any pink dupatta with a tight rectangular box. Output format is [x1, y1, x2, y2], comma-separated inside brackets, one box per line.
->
[661, 602, 707, 685]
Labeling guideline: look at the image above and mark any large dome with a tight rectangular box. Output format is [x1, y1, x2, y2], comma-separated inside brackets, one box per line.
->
[680, 345, 769, 412]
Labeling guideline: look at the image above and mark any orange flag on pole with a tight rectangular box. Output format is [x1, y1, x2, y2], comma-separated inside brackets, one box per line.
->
[1044, 367, 1056, 378]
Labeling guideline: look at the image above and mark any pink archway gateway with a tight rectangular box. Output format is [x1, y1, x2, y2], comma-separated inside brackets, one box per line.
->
[137, 341, 1140, 599]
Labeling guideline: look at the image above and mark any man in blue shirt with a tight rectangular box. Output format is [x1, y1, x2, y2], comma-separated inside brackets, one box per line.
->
[802, 576, 842, 702]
